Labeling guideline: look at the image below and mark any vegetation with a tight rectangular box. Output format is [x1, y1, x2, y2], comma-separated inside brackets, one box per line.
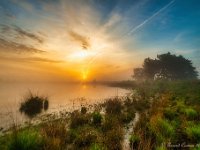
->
[1, 80, 200, 150]
[19, 92, 49, 118]
[132, 80, 200, 149]
[133, 52, 198, 80]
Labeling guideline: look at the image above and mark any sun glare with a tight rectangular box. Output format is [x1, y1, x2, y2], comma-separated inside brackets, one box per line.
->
[82, 70, 88, 81]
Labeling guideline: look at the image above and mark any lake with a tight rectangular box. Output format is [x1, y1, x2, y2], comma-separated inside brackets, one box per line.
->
[0, 82, 129, 130]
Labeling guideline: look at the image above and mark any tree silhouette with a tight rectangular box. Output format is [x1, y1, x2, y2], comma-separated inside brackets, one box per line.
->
[133, 52, 198, 80]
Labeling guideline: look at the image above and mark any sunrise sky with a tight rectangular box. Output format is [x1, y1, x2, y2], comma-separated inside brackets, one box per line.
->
[0, 0, 200, 82]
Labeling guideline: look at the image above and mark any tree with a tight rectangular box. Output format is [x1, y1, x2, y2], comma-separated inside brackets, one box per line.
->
[133, 52, 198, 80]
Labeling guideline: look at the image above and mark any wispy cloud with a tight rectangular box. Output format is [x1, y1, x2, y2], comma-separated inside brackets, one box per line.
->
[13, 26, 44, 44]
[0, 38, 45, 54]
[0, 24, 44, 44]
[0, 55, 63, 63]
[68, 30, 90, 50]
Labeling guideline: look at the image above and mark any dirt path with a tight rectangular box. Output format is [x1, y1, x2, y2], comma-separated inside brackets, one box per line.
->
[123, 112, 140, 150]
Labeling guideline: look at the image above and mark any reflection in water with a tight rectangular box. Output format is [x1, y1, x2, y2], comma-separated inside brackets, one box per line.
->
[0, 82, 128, 129]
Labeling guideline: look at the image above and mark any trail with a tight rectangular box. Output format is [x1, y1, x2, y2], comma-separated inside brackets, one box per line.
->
[123, 112, 140, 150]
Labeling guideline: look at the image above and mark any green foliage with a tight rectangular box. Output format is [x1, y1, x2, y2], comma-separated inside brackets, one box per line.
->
[102, 115, 120, 132]
[155, 146, 167, 150]
[186, 124, 200, 142]
[184, 108, 198, 120]
[41, 121, 68, 149]
[133, 52, 198, 80]
[74, 126, 98, 149]
[120, 112, 134, 124]
[150, 118, 174, 144]
[89, 143, 105, 150]
[92, 112, 102, 126]
[8, 129, 44, 150]
[163, 108, 177, 120]
[129, 134, 140, 148]
[104, 127, 123, 150]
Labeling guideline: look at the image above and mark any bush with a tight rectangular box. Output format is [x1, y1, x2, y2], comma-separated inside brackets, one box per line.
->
[186, 124, 200, 142]
[8, 129, 44, 150]
[41, 121, 68, 149]
[89, 143, 105, 150]
[129, 134, 140, 149]
[104, 98, 122, 115]
[43, 100, 49, 111]
[92, 112, 102, 126]
[70, 111, 90, 129]
[19, 92, 48, 118]
[74, 126, 98, 149]
[120, 112, 134, 124]
[104, 127, 124, 150]
[81, 107, 87, 114]
[157, 119, 174, 139]
[163, 108, 177, 120]
[184, 108, 198, 120]
[150, 118, 174, 143]
[102, 115, 120, 132]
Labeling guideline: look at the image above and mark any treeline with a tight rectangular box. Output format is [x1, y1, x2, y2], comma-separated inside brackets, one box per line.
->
[133, 52, 198, 81]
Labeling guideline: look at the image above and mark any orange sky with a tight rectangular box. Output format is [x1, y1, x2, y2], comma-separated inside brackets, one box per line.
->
[1, 0, 199, 82]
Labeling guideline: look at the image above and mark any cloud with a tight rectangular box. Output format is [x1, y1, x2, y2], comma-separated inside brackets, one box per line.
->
[69, 31, 90, 50]
[13, 26, 44, 44]
[26, 57, 63, 63]
[0, 38, 45, 54]
[0, 55, 63, 63]
[0, 24, 11, 33]
[0, 24, 44, 44]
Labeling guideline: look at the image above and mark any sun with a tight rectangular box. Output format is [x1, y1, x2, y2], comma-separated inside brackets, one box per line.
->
[82, 74, 87, 80]
[82, 70, 88, 81]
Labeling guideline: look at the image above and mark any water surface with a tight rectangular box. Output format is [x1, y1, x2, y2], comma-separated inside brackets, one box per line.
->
[0, 82, 128, 129]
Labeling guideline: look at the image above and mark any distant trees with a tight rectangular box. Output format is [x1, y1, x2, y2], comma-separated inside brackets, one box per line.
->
[133, 52, 198, 81]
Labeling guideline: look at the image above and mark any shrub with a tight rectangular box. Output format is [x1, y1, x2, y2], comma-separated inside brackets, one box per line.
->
[104, 126, 124, 150]
[186, 124, 200, 142]
[102, 115, 120, 132]
[89, 143, 105, 150]
[19, 92, 48, 118]
[74, 126, 98, 149]
[70, 111, 90, 129]
[157, 119, 174, 139]
[120, 112, 134, 124]
[8, 129, 44, 150]
[92, 112, 102, 126]
[81, 106, 87, 114]
[129, 134, 140, 149]
[150, 118, 174, 143]
[41, 121, 68, 149]
[104, 98, 122, 115]
[184, 108, 198, 120]
[43, 100, 49, 111]
[163, 108, 177, 120]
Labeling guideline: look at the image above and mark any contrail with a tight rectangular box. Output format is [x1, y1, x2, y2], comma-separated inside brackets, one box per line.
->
[83, 1, 175, 71]
[127, 0, 175, 35]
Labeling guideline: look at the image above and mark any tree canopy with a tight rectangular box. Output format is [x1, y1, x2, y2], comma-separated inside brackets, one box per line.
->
[133, 52, 198, 80]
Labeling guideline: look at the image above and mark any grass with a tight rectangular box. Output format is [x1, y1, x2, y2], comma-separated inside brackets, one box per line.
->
[8, 129, 43, 150]
[129, 134, 140, 149]
[132, 80, 200, 149]
[1, 80, 200, 150]
[92, 112, 102, 126]
[186, 123, 200, 142]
